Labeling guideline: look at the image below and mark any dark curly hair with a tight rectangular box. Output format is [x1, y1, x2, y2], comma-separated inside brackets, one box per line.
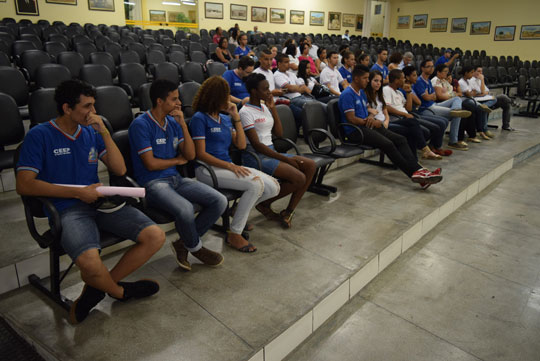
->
[55, 79, 96, 115]
[365, 70, 386, 109]
[192, 76, 230, 114]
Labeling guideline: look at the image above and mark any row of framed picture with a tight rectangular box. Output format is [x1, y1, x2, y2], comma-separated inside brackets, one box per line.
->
[397, 15, 540, 41]
[10, 0, 115, 16]
[205, 3, 364, 31]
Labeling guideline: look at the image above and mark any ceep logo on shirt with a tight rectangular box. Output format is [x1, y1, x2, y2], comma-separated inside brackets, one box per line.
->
[210, 127, 222, 133]
[156, 138, 166, 145]
[173, 136, 179, 149]
[88, 147, 98, 163]
[53, 148, 71, 156]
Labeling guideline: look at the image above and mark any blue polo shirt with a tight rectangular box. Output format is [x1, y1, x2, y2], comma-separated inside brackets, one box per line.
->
[338, 86, 368, 135]
[338, 67, 352, 84]
[412, 75, 435, 108]
[234, 46, 251, 57]
[189, 111, 233, 163]
[16, 120, 106, 213]
[370, 63, 389, 79]
[223, 70, 249, 100]
[435, 55, 449, 66]
[128, 111, 185, 186]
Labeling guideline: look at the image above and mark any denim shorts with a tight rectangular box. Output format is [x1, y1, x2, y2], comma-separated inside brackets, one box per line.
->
[59, 203, 155, 260]
[242, 144, 293, 176]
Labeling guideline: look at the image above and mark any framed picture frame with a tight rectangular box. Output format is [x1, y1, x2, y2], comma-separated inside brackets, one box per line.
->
[270, 8, 285, 24]
[15, 0, 39, 15]
[413, 14, 428, 28]
[355, 15, 363, 31]
[310, 11, 324, 26]
[494, 26, 516, 41]
[342, 13, 355, 28]
[0, 0, 6, 3]
[397, 15, 410, 29]
[328, 12, 341, 31]
[290, 10, 304, 25]
[430, 18, 448, 32]
[204, 2, 223, 19]
[251, 6, 267, 23]
[520, 25, 540, 40]
[88, 0, 114, 11]
[451, 17, 467, 33]
[46, 0, 77, 6]
[470, 21, 491, 35]
[149, 10, 166, 22]
[230, 4, 247, 21]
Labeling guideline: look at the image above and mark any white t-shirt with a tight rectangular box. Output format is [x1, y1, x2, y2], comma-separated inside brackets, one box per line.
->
[458, 78, 473, 93]
[309, 44, 319, 60]
[320, 61, 327, 71]
[374, 98, 386, 122]
[470, 77, 488, 93]
[274, 70, 304, 99]
[320, 66, 344, 94]
[253, 67, 275, 91]
[383, 85, 407, 113]
[239, 103, 274, 146]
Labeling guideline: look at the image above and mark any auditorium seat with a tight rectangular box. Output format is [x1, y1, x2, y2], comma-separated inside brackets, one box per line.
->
[178, 81, 200, 119]
[57, 51, 84, 78]
[0, 93, 25, 172]
[206, 61, 226, 77]
[94, 85, 135, 132]
[152, 62, 180, 86]
[0, 66, 29, 118]
[43, 41, 67, 61]
[168, 51, 186, 67]
[28, 88, 57, 127]
[74, 42, 97, 63]
[0, 51, 10, 66]
[89, 51, 117, 78]
[180, 62, 205, 84]
[189, 50, 207, 64]
[104, 42, 122, 65]
[35, 63, 71, 89]
[118, 62, 147, 106]
[20, 49, 52, 82]
[80, 63, 113, 87]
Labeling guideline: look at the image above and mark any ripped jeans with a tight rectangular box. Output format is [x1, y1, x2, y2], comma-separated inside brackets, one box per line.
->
[195, 165, 280, 234]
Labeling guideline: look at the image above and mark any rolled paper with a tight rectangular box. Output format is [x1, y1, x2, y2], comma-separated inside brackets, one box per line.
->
[55, 184, 146, 198]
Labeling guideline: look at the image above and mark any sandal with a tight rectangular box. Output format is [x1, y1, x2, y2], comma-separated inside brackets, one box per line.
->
[225, 232, 257, 253]
[279, 209, 295, 228]
[422, 151, 442, 160]
[255, 204, 280, 221]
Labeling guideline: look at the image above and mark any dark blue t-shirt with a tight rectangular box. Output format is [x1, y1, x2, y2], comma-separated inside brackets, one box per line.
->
[129, 111, 185, 186]
[435, 56, 448, 66]
[370, 63, 389, 79]
[338, 67, 352, 84]
[338, 86, 369, 135]
[412, 76, 435, 108]
[234, 46, 251, 57]
[223, 70, 249, 100]
[189, 111, 233, 163]
[16, 120, 106, 213]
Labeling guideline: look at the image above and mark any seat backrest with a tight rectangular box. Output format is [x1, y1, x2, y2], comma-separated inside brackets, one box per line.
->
[111, 129, 135, 177]
[118, 62, 147, 95]
[517, 75, 527, 97]
[326, 98, 341, 139]
[168, 50, 186, 66]
[168, 44, 184, 54]
[0, 66, 28, 106]
[153, 62, 180, 86]
[0, 51, 10, 66]
[146, 49, 166, 65]
[80, 64, 113, 87]
[29, 88, 57, 127]
[74, 42, 97, 63]
[104, 42, 122, 65]
[180, 62, 205, 84]
[35, 63, 71, 89]
[20, 33, 42, 50]
[95, 86, 133, 132]
[189, 50, 207, 64]
[13, 40, 36, 57]
[149, 42, 166, 54]
[274, 104, 298, 152]
[48, 34, 69, 49]
[138, 82, 152, 111]
[208, 43, 218, 55]
[206, 61, 226, 77]
[301, 101, 328, 146]
[21, 49, 51, 81]
[229, 58, 239, 69]
[0, 93, 25, 147]
[89, 51, 117, 78]
[178, 81, 201, 118]
[43, 41, 67, 60]
[119, 49, 141, 64]
[57, 51, 84, 78]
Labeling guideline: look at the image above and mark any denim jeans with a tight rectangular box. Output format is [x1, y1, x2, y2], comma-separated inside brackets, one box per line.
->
[421, 97, 462, 143]
[145, 175, 228, 252]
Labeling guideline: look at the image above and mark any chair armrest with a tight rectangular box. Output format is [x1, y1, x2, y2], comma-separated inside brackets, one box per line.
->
[118, 82, 134, 98]
[100, 116, 114, 133]
[338, 123, 365, 145]
[273, 137, 301, 155]
[242, 149, 262, 170]
[306, 128, 336, 155]
[194, 160, 219, 188]
[20, 68, 30, 82]
[22, 196, 61, 249]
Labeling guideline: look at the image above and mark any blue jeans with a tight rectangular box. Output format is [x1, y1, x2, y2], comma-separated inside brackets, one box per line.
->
[145, 175, 228, 252]
[421, 97, 462, 143]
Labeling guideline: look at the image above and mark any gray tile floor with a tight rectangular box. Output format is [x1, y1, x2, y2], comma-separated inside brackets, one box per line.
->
[286, 153, 540, 361]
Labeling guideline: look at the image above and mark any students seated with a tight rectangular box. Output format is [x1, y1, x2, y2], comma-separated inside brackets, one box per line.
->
[274, 53, 314, 117]
[399, 52, 414, 70]
[339, 50, 356, 85]
[212, 27, 223, 44]
[240, 73, 316, 228]
[297, 60, 336, 103]
[370, 48, 389, 84]
[338, 65, 442, 189]
[298, 42, 319, 76]
[435, 48, 460, 67]
[342, 29, 351, 41]
[381, 69, 442, 160]
[222, 56, 254, 106]
[320, 50, 349, 96]
[16, 80, 166, 323]
[190, 76, 280, 252]
[213, 37, 233, 65]
[128, 79, 227, 272]
[234, 33, 256, 59]
[413, 59, 471, 151]
[306, 36, 319, 59]
[284, 43, 299, 72]
[253, 49, 285, 99]
[228, 28, 239, 46]
[270, 46, 278, 69]
[388, 52, 402, 71]
[316, 47, 328, 72]
[357, 53, 371, 67]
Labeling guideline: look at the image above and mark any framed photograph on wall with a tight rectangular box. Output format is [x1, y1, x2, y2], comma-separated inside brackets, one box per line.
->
[149, 10, 166, 22]
[328, 12, 341, 30]
[270, 8, 285, 24]
[356, 15, 363, 31]
[451, 17, 467, 33]
[251, 6, 267, 22]
[413, 14, 428, 28]
[205, 2, 223, 19]
[15, 0, 39, 15]
[397, 16, 410, 29]
[470, 21, 491, 35]
[88, 0, 114, 11]
[494, 26, 516, 41]
[230, 4, 247, 21]
[46, 0, 77, 5]
[310, 11, 324, 26]
[290, 10, 304, 25]
[430, 18, 448, 32]
[520, 25, 540, 40]
[342, 14, 355, 28]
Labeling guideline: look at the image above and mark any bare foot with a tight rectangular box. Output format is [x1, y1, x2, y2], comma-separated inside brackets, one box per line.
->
[226, 232, 256, 252]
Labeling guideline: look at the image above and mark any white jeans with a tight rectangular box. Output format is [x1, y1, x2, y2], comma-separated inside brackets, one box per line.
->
[195, 165, 280, 234]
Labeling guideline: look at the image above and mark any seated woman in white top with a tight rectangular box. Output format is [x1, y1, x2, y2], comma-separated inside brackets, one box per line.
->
[297, 60, 336, 103]
[239, 73, 316, 228]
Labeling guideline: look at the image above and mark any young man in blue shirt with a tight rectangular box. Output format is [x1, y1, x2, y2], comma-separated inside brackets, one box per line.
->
[338, 65, 443, 188]
[435, 48, 460, 67]
[370, 48, 389, 84]
[16, 80, 166, 324]
[129, 79, 227, 271]
[234, 33, 256, 59]
[222, 56, 255, 106]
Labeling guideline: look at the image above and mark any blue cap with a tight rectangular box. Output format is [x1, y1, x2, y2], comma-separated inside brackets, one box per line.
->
[445, 48, 453, 53]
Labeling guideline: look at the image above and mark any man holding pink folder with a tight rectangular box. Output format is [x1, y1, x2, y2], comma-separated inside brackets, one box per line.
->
[16, 80, 166, 324]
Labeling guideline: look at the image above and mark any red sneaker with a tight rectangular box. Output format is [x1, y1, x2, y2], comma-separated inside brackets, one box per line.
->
[411, 168, 442, 184]
[433, 148, 453, 156]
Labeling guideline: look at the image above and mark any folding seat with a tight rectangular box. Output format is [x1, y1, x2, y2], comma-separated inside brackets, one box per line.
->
[119, 49, 141, 64]
[43, 41, 67, 61]
[20, 49, 53, 82]
[189, 33, 200, 42]
[178, 81, 200, 118]
[0, 51, 10, 66]
[74, 42, 97, 63]
[80, 64, 113, 87]
[35, 63, 71, 89]
[89, 51, 117, 78]
[108, 32, 120, 43]
[175, 30, 186, 43]
[0, 93, 25, 172]
[20, 33, 42, 50]
[206, 61, 226, 77]
[104, 42, 122, 65]
[28, 88, 57, 127]
[42, 27, 59, 41]
[137, 82, 152, 111]
[189, 41, 203, 53]
[0, 66, 29, 118]
[228, 58, 239, 70]
[48, 33, 69, 49]
[189, 50, 207, 64]
[180, 62, 205, 84]
[149, 42, 166, 54]
[12, 40, 37, 63]
[128, 42, 146, 64]
[71, 34, 92, 46]
[152, 62, 180, 86]
[94, 35, 112, 51]
[118, 62, 148, 105]
[94, 85, 134, 132]
[529, 68, 538, 78]
[57, 51, 84, 78]
[168, 44, 184, 54]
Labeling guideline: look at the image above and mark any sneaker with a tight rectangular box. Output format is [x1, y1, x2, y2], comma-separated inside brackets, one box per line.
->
[478, 103, 493, 113]
[192, 247, 224, 267]
[69, 284, 105, 324]
[433, 148, 453, 156]
[113, 279, 160, 301]
[449, 109, 472, 118]
[485, 130, 495, 138]
[419, 181, 432, 190]
[448, 142, 469, 151]
[502, 126, 515, 131]
[431, 168, 442, 175]
[411, 168, 443, 184]
[468, 137, 483, 143]
[458, 140, 469, 147]
[478, 133, 491, 140]
[170, 240, 191, 271]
